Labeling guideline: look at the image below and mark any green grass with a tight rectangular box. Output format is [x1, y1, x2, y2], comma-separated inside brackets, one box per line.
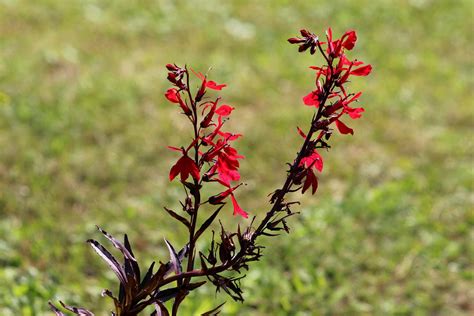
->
[0, 0, 472, 314]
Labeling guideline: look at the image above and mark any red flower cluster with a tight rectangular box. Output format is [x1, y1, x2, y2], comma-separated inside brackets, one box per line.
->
[164, 64, 247, 218]
[299, 28, 372, 135]
[289, 28, 372, 195]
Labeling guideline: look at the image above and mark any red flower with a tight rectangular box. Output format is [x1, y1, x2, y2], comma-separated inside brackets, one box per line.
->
[209, 183, 248, 218]
[169, 152, 200, 182]
[300, 150, 323, 172]
[165, 88, 192, 116]
[303, 91, 320, 106]
[193, 69, 227, 90]
[215, 145, 243, 185]
[165, 88, 180, 103]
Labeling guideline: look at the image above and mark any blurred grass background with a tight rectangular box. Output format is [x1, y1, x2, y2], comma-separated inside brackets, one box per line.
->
[0, 0, 473, 315]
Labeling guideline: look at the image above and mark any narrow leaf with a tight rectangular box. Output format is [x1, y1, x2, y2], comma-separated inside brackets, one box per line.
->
[87, 239, 127, 286]
[153, 301, 170, 316]
[124, 234, 141, 282]
[164, 207, 190, 228]
[59, 301, 95, 316]
[201, 302, 226, 316]
[164, 239, 181, 275]
[96, 226, 136, 262]
[186, 280, 206, 291]
[48, 301, 66, 316]
[140, 261, 155, 289]
[194, 204, 225, 242]
[154, 287, 180, 302]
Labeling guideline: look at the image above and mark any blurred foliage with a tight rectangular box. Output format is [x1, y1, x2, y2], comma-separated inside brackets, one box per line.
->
[0, 0, 472, 315]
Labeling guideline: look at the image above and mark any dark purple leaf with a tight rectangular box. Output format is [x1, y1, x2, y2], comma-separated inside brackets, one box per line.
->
[164, 239, 181, 275]
[153, 301, 170, 316]
[124, 234, 141, 281]
[140, 261, 155, 289]
[48, 301, 66, 316]
[193, 204, 224, 242]
[201, 302, 226, 316]
[164, 207, 190, 228]
[96, 226, 136, 262]
[87, 239, 127, 286]
[154, 287, 180, 302]
[59, 301, 95, 315]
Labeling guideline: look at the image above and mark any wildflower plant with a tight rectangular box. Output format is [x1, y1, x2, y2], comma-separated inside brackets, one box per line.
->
[50, 27, 372, 315]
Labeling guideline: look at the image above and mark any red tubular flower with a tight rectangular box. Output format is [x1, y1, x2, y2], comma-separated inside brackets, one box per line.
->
[169, 150, 200, 182]
[165, 88, 180, 103]
[200, 101, 217, 128]
[302, 91, 320, 106]
[300, 150, 323, 172]
[214, 145, 244, 185]
[165, 88, 192, 116]
[193, 69, 227, 90]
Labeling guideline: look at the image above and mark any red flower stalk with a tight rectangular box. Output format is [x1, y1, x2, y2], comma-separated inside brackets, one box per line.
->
[164, 65, 247, 218]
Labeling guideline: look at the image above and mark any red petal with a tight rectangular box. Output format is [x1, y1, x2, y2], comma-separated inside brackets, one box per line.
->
[310, 171, 319, 194]
[346, 92, 362, 104]
[302, 171, 312, 194]
[342, 30, 357, 50]
[313, 154, 323, 172]
[215, 105, 234, 116]
[346, 107, 364, 119]
[302, 169, 318, 194]
[191, 68, 205, 81]
[231, 194, 248, 218]
[350, 64, 372, 76]
[169, 161, 180, 181]
[184, 156, 200, 181]
[167, 146, 182, 152]
[297, 126, 307, 139]
[335, 119, 354, 135]
[206, 80, 227, 90]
